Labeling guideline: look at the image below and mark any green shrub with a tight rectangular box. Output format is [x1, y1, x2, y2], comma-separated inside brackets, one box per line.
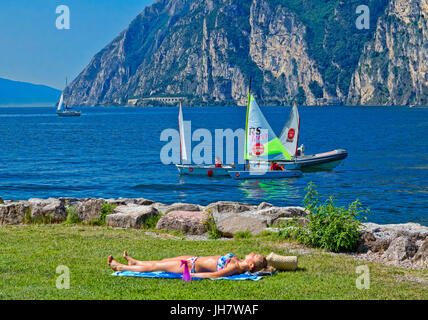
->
[203, 210, 222, 240]
[278, 183, 371, 252]
[64, 206, 81, 225]
[99, 203, 117, 225]
[234, 231, 252, 239]
[142, 214, 161, 230]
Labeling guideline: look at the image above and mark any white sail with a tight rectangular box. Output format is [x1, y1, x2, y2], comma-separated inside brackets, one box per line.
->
[178, 103, 188, 163]
[57, 93, 64, 111]
[279, 104, 300, 157]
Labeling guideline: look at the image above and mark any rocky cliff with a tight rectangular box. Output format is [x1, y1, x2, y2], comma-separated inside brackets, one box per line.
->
[348, 0, 428, 105]
[65, 0, 426, 106]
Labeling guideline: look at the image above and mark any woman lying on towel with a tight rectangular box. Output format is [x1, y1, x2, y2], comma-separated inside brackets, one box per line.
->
[108, 251, 269, 279]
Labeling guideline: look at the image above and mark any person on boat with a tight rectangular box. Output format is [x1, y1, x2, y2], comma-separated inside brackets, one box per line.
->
[108, 251, 270, 279]
[270, 161, 285, 171]
[296, 144, 305, 157]
[215, 156, 223, 168]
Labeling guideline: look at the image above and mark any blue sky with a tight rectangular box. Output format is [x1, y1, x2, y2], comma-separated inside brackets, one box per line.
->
[0, 0, 154, 89]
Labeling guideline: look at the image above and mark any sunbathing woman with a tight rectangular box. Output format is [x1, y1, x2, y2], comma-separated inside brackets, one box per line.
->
[108, 251, 268, 279]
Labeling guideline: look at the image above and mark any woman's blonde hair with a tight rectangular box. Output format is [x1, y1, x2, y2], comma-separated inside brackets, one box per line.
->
[253, 256, 277, 273]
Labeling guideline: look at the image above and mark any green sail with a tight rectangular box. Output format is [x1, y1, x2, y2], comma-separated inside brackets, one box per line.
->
[245, 94, 292, 161]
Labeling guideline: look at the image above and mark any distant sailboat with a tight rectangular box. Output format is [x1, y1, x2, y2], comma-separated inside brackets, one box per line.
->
[56, 78, 81, 117]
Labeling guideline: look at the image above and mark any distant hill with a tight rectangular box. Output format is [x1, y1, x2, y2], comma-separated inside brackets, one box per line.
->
[0, 78, 61, 106]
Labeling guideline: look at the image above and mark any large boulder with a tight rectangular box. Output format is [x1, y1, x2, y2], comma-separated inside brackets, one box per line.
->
[254, 206, 307, 220]
[156, 210, 208, 235]
[383, 236, 418, 262]
[205, 201, 256, 215]
[0, 202, 31, 225]
[157, 203, 203, 214]
[217, 216, 268, 237]
[74, 198, 107, 221]
[412, 238, 428, 267]
[27, 198, 67, 223]
[106, 198, 155, 206]
[106, 204, 158, 228]
[357, 223, 428, 254]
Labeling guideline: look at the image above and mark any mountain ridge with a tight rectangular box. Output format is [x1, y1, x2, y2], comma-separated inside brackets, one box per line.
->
[66, 0, 427, 106]
[0, 78, 61, 106]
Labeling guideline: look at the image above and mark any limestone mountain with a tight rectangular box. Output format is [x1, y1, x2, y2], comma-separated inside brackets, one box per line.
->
[65, 0, 426, 106]
[348, 0, 428, 105]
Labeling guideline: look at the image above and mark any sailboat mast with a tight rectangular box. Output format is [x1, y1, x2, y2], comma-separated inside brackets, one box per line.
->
[65, 77, 68, 110]
[179, 101, 183, 165]
[244, 77, 252, 171]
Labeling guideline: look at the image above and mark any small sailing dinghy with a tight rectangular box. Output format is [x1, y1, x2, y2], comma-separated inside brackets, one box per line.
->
[228, 82, 302, 180]
[175, 102, 234, 177]
[279, 102, 347, 172]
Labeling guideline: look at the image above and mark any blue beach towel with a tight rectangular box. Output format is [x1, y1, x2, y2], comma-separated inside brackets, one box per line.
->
[111, 270, 275, 281]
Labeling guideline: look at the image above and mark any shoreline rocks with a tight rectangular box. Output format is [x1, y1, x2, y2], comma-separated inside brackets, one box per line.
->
[0, 196, 426, 269]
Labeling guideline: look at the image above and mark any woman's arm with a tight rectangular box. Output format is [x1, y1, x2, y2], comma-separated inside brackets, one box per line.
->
[191, 264, 241, 279]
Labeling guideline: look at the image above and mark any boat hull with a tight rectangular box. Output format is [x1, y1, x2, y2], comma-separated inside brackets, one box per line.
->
[247, 160, 301, 170]
[57, 111, 81, 117]
[295, 149, 348, 172]
[228, 170, 302, 180]
[176, 164, 233, 176]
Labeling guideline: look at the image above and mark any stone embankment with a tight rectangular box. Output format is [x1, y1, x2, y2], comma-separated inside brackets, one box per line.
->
[0, 197, 426, 269]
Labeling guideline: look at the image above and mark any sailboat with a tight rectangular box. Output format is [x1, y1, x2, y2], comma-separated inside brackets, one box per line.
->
[56, 79, 81, 117]
[228, 83, 302, 180]
[279, 102, 348, 172]
[175, 102, 234, 176]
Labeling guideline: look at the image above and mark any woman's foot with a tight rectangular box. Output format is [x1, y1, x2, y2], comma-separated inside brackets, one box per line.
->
[123, 250, 139, 266]
[108, 255, 122, 271]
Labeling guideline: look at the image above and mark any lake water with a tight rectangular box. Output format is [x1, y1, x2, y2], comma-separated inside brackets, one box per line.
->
[0, 106, 426, 225]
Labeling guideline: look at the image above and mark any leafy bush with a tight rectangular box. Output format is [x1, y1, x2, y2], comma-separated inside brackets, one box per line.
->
[142, 214, 161, 230]
[64, 206, 80, 225]
[99, 203, 117, 225]
[234, 231, 252, 239]
[279, 183, 371, 252]
[203, 210, 222, 240]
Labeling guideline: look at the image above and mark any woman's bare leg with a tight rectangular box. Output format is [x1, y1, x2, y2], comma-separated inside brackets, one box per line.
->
[123, 250, 193, 266]
[108, 255, 186, 273]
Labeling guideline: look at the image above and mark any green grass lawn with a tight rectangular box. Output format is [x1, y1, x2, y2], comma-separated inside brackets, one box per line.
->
[0, 225, 426, 300]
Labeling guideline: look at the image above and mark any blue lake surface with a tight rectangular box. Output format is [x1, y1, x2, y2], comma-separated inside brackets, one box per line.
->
[0, 106, 427, 225]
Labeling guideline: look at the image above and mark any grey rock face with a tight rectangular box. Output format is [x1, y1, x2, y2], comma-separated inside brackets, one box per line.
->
[156, 210, 208, 235]
[412, 238, 428, 267]
[357, 222, 427, 268]
[0, 202, 31, 225]
[66, 0, 393, 106]
[106, 205, 159, 228]
[161, 203, 204, 214]
[205, 201, 256, 215]
[74, 199, 107, 221]
[27, 198, 67, 223]
[383, 236, 418, 261]
[348, 0, 428, 105]
[217, 216, 267, 237]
